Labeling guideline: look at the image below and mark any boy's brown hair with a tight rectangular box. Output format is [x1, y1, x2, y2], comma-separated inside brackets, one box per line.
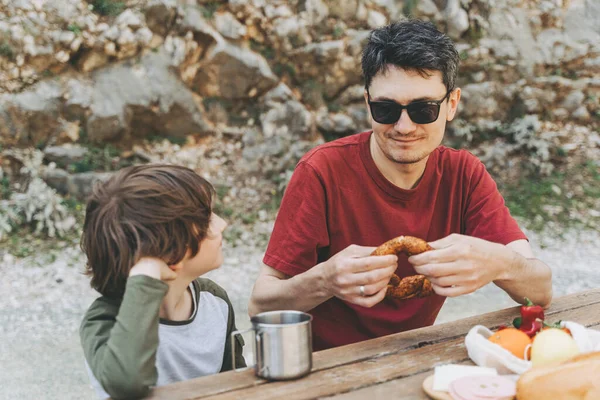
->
[81, 164, 215, 297]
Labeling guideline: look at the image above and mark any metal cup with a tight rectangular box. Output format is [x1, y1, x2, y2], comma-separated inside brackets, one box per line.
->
[231, 310, 313, 380]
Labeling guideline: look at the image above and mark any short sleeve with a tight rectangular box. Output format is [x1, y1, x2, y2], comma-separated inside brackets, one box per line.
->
[464, 161, 528, 245]
[263, 161, 330, 276]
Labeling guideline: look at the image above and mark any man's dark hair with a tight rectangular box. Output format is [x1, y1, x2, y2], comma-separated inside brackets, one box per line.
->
[361, 19, 460, 91]
[81, 164, 215, 297]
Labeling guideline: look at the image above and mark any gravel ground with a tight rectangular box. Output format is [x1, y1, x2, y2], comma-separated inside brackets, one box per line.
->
[1, 228, 599, 399]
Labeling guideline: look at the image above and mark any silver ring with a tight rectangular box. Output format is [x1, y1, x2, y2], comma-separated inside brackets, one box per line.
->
[359, 285, 366, 297]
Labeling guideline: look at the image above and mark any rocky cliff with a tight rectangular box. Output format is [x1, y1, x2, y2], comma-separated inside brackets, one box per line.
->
[0, 0, 598, 240]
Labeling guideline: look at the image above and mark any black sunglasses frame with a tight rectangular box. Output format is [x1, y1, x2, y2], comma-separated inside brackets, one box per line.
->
[366, 88, 453, 125]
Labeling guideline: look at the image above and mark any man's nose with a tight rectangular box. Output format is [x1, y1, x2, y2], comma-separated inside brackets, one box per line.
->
[394, 109, 417, 134]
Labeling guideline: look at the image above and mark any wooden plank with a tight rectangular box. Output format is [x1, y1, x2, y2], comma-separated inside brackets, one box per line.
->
[201, 314, 600, 400]
[328, 321, 600, 400]
[320, 365, 465, 400]
[147, 289, 600, 399]
[193, 303, 600, 400]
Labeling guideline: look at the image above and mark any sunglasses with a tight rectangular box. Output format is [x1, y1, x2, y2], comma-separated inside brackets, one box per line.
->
[366, 88, 453, 125]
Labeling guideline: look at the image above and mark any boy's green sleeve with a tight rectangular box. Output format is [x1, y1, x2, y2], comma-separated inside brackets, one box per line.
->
[80, 275, 168, 399]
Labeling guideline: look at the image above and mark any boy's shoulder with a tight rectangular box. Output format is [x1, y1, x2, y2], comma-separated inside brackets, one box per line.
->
[193, 278, 232, 305]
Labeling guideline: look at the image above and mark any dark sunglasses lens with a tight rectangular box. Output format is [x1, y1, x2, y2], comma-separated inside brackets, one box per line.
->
[370, 102, 401, 124]
[407, 103, 440, 124]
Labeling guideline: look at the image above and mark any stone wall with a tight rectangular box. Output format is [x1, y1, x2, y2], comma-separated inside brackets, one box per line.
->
[0, 0, 598, 187]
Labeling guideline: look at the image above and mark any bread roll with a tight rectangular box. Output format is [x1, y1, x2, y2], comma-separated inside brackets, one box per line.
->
[517, 351, 600, 400]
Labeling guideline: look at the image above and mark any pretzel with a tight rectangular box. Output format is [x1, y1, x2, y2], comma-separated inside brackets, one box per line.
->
[370, 236, 434, 300]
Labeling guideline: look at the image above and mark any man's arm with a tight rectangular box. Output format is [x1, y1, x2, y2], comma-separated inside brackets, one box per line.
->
[410, 235, 552, 308]
[248, 245, 398, 316]
[493, 239, 552, 308]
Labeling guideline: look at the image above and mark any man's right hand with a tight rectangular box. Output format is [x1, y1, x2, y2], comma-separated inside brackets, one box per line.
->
[320, 245, 398, 308]
[129, 257, 179, 282]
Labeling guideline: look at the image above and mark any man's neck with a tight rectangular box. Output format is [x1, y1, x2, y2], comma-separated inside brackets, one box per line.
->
[369, 135, 429, 190]
[159, 276, 195, 321]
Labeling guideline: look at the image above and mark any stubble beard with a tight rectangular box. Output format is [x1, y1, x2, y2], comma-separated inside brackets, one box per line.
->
[385, 148, 429, 165]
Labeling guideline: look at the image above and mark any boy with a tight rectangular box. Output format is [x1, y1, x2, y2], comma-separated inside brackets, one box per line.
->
[79, 164, 245, 399]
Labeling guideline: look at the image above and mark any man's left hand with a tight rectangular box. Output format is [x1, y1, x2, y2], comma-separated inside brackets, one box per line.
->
[409, 233, 506, 297]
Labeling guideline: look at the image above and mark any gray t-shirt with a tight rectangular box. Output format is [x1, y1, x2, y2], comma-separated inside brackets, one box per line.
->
[87, 281, 229, 399]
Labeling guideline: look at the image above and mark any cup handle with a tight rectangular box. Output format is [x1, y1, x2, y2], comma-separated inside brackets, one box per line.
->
[231, 328, 253, 372]
[256, 331, 266, 376]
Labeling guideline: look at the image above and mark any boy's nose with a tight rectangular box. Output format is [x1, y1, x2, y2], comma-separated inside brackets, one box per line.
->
[215, 214, 228, 232]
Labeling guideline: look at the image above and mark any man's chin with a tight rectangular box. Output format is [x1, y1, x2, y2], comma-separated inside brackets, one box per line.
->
[389, 153, 428, 164]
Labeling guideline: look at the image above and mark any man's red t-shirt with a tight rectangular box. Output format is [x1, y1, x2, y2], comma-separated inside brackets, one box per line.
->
[263, 131, 527, 351]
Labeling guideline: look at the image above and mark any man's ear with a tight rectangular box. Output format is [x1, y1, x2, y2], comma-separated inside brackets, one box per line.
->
[446, 87, 461, 122]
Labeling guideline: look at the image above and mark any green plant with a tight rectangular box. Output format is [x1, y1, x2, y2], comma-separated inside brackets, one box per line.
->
[198, 1, 220, 19]
[273, 62, 297, 80]
[501, 162, 600, 233]
[90, 0, 125, 16]
[403, 0, 419, 16]
[67, 145, 120, 173]
[466, 23, 484, 43]
[250, 39, 275, 60]
[327, 102, 342, 113]
[332, 26, 345, 39]
[67, 24, 82, 35]
[1, 176, 10, 200]
[0, 41, 15, 61]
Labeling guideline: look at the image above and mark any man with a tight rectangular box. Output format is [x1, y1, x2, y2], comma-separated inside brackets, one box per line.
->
[248, 20, 552, 351]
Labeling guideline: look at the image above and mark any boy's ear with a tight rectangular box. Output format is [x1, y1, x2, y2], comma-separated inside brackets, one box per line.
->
[169, 261, 185, 271]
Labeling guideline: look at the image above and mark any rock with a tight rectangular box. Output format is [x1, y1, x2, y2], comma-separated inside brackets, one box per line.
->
[324, 0, 359, 19]
[552, 108, 569, 119]
[214, 11, 247, 40]
[86, 51, 212, 142]
[572, 106, 590, 121]
[178, 5, 223, 49]
[115, 9, 144, 30]
[67, 171, 112, 199]
[562, 90, 585, 112]
[367, 10, 387, 29]
[41, 167, 70, 195]
[460, 82, 501, 119]
[43, 145, 89, 167]
[445, 0, 470, 40]
[0, 81, 64, 146]
[260, 100, 314, 139]
[144, 0, 177, 36]
[345, 104, 369, 129]
[263, 83, 294, 104]
[56, 120, 80, 144]
[76, 51, 110, 73]
[193, 41, 278, 99]
[264, 4, 293, 19]
[273, 17, 307, 40]
[135, 27, 154, 46]
[416, 0, 441, 18]
[338, 85, 365, 104]
[294, 40, 345, 63]
[58, 31, 76, 45]
[301, 0, 329, 25]
[64, 79, 93, 121]
[316, 110, 355, 136]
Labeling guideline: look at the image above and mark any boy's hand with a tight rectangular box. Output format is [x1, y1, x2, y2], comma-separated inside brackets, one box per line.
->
[129, 257, 179, 282]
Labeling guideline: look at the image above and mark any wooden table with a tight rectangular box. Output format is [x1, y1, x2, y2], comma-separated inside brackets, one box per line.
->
[148, 289, 600, 400]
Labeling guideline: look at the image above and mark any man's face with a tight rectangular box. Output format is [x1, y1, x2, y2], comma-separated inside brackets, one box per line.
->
[365, 66, 460, 165]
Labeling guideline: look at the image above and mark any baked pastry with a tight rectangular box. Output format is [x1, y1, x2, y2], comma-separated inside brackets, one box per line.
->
[371, 235, 434, 300]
